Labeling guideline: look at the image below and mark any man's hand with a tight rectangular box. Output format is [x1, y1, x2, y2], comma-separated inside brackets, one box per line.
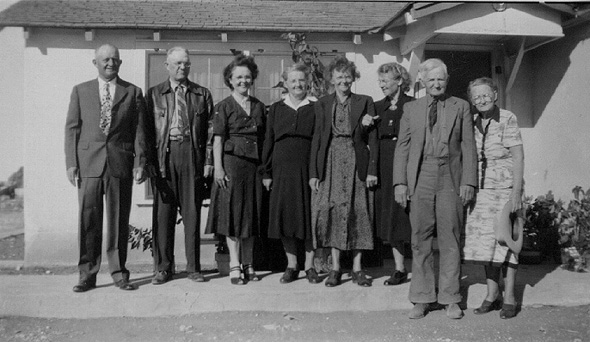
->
[394, 184, 408, 208]
[133, 167, 146, 184]
[263, 178, 272, 191]
[459, 185, 475, 206]
[361, 114, 380, 127]
[215, 167, 229, 189]
[203, 165, 214, 178]
[309, 178, 320, 192]
[67, 167, 79, 187]
[365, 175, 378, 188]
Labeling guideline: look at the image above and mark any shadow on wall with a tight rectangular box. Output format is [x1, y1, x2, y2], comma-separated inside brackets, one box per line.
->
[531, 25, 590, 127]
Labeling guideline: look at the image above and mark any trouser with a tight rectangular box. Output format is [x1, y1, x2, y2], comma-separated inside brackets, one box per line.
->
[78, 171, 133, 283]
[409, 157, 463, 305]
[152, 140, 202, 273]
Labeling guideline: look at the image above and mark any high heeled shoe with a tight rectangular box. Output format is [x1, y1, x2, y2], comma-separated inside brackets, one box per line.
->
[351, 270, 372, 287]
[500, 303, 518, 319]
[324, 270, 342, 287]
[243, 264, 260, 282]
[473, 299, 501, 315]
[280, 268, 298, 284]
[229, 266, 244, 285]
[305, 268, 321, 284]
[383, 270, 407, 286]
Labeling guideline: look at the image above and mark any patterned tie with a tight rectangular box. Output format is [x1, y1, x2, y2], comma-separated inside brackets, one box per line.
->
[429, 98, 437, 132]
[99, 83, 112, 135]
[176, 85, 189, 132]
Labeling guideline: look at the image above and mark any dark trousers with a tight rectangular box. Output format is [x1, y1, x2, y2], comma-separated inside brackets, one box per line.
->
[152, 140, 201, 273]
[78, 172, 132, 283]
[409, 157, 463, 305]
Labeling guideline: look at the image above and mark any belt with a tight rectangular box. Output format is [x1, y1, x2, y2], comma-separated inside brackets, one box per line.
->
[380, 135, 397, 141]
[169, 134, 190, 142]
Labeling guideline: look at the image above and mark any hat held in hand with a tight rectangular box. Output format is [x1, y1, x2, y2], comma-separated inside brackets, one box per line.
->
[494, 200, 524, 254]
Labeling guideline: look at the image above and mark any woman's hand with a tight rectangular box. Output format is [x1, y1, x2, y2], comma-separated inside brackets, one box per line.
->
[510, 190, 522, 212]
[215, 167, 229, 189]
[309, 178, 320, 192]
[365, 175, 378, 188]
[361, 114, 379, 127]
[263, 178, 272, 191]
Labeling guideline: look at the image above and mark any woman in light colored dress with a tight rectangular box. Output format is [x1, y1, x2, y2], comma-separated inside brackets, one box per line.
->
[309, 55, 379, 287]
[463, 77, 524, 319]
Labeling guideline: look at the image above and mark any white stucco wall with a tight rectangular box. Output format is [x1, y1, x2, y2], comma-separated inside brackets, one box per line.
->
[520, 24, 590, 202]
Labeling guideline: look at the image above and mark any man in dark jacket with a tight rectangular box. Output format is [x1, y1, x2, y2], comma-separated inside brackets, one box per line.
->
[145, 46, 214, 284]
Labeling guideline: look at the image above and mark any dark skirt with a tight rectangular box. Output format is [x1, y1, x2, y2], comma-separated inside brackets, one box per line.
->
[267, 137, 312, 241]
[374, 139, 411, 245]
[205, 153, 263, 238]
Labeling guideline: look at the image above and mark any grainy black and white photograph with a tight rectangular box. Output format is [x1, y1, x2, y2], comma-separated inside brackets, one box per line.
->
[0, 1, 589, 341]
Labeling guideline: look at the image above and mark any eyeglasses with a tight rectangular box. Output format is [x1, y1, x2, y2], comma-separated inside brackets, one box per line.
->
[171, 62, 191, 68]
[471, 93, 494, 102]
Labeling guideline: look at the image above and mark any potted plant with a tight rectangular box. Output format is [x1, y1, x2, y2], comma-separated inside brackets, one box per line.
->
[522, 191, 562, 264]
[557, 186, 590, 271]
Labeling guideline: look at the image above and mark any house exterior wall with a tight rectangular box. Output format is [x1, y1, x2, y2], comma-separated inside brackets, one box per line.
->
[22, 28, 404, 266]
[521, 23, 590, 201]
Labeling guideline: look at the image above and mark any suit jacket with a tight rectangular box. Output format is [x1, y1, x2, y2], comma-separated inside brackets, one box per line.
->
[392, 94, 477, 196]
[145, 80, 214, 180]
[309, 93, 379, 182]
[65, 78, 147, 179]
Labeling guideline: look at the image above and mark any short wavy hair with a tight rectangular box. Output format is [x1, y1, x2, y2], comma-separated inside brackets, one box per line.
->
[281, 63, 311, 82]
[418, 58, 448, 82]
[327, 55, 360, 82]
[377, 62, 412, 93]
[223, 54, 259, 89]
[467, 77, 498, 99]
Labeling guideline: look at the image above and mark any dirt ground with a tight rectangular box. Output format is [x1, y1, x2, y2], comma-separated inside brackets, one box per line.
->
[1, 305, 589, 342]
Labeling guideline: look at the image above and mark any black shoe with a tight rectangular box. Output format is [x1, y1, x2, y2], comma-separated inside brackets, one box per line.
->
[351, 270, 372, 287]
[114, 279, 138, 291]
[280, 268, 298, 284]
[188, 272, 206, 282]
[152, 271, 173, 285]
[243, 264, 260, 281]
[305, 268, 321, 284]
[73, 280, 96, 293]
[473, 299, 501, 315]
[500, 303, 518, 319]
[324, 270, 342, 287]
[384, 270, 407, 286]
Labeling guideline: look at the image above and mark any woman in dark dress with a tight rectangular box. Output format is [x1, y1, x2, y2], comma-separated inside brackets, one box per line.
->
[205, 54, 266, 285]
[309, 55, 379, 287]
[373, 63, 413, 286]
[261, 64, 320, 284]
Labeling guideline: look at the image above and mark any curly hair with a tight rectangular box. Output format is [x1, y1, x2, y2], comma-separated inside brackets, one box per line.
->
[223, 54, 259, 89]
[281, 63, 311, 82]
[377, 62, 412, 93]
[326, 55, 360, 82]
[467, 77, 498, 99]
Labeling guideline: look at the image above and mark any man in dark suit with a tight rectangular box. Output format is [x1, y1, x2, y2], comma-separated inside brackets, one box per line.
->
[393, 58, 477, 319]
[65, 43, 147, 292]
[145, 47, 214, 285]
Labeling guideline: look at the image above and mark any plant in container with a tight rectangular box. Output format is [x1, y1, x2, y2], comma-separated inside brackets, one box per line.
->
[522, 191, 562, 264]
[557, 186, 590, 271]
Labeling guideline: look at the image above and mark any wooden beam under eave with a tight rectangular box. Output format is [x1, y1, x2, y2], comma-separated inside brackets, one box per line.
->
[383, 26, 405, 41]
[400, 16, 436, 56]
[505, 37, 526, 102]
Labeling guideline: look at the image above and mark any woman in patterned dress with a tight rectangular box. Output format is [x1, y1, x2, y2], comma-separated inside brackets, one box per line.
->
[309, 55, 379, 287]
[463, 77, 524, 319]
[205, 54, 266, 285]
[261, 64, 320, 284]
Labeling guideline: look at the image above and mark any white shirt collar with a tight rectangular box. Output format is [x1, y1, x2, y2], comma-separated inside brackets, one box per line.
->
[283, 95, 315, 111]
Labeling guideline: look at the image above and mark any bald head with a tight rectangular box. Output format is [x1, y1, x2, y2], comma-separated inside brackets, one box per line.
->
[93, 44, 122, 81]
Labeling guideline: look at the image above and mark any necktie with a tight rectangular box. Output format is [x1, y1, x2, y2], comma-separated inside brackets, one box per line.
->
[176, 85, 189, 132]
[429, 98, 437, 132]
[99, 83, 112, 135]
